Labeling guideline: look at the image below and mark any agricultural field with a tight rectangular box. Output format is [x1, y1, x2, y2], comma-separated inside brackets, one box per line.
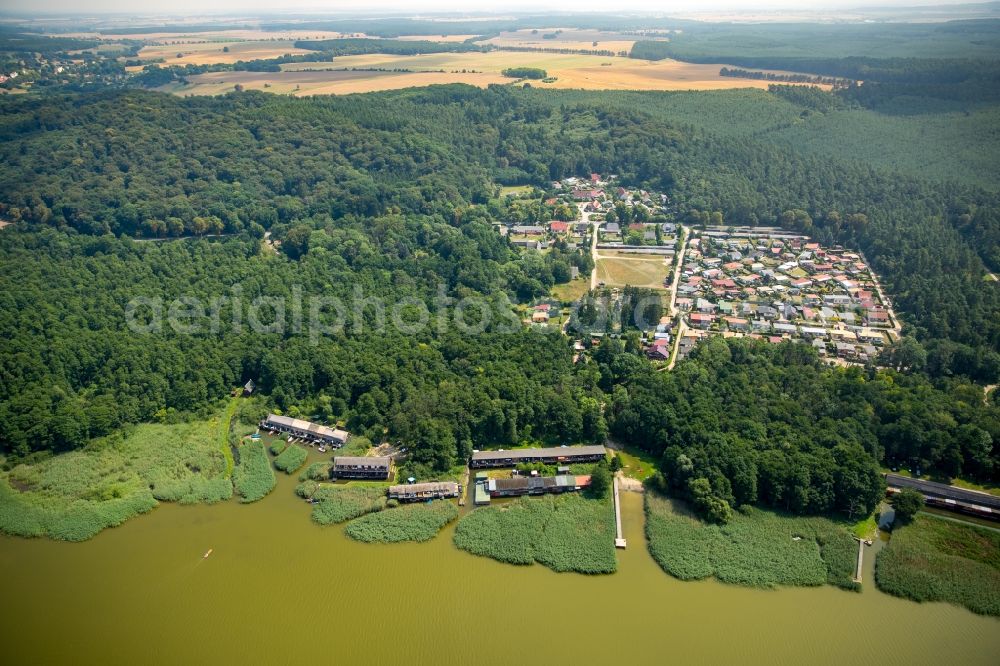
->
[0, 406, 235, 541]
[644, 493, 859, 590]
[476, 28, 639, 53]
[396, 34, 479, 43]
[595, 251, 670, 289]
[164, 50, 806, 96]
[875, 514, 1000, 616]
[344, 500, 459, 543]
[137, 39, 313, 65]
[453, 493, 617, 574]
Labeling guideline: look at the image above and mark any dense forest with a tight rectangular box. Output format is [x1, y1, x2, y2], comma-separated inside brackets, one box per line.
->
[1, 85, 996, 379]
[0, 79, 997, 520]
[601, 337, 998, 521]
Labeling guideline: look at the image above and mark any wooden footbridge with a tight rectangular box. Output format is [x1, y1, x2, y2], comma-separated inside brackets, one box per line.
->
[613, 476, 627, 549]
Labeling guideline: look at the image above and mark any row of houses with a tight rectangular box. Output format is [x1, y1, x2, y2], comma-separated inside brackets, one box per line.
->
[677, 232, 896, 356]
[470, 445, 608, 468]
[261, 414, 349, 447]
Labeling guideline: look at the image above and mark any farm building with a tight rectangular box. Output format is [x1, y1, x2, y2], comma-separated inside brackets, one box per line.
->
[387, 481, 460, 502]
[331, 456, 391, 480]
[486, 474, 590, 498]
[261, 414, 349, 446]
[470, 445, 606, 469]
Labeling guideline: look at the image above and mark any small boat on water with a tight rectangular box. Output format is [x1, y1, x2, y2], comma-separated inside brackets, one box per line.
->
[203, 549, 213, 559]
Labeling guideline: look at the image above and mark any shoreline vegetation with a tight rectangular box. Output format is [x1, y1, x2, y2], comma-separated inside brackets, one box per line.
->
[0, 409, 235, 541]
[453, 493, 617, 574]
[345, 500, 459, 543]
[232, 440, 276, 503]
[875, 514, 1000, 617]
[297, 482, 387, 525]
[644, 492, 860, 591]
[273, 444, 308, 474]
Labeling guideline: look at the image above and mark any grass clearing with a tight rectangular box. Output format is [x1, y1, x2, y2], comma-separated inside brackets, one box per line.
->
[0, 409, 234, 541]
[875, 514, 1000, 616]
[614, 446, 658, 482]
[551, 279, 591, 303]
[645, 493, 859, 590]
[345, 500, 459, 543]
[453, 493, 617, 574]
[595, 252, 669, 289]
[232, 440, 276, 503]
[273, 445, 308, 474]
[298, 482, 387, 525]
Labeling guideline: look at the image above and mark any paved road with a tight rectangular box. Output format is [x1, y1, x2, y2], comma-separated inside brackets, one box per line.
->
[666, 224, 689, 317]
[859, 251, 902, 334]
[584, 204, 600, 290]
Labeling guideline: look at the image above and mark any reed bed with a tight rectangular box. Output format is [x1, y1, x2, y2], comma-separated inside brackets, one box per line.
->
[875, 514, 1000, 616]
[232, 440, 276, 502]
[272, 445, 307, 474]
[345, 500, 459, 543]
[453, 493, 616, 574]
[644, 493, 858, 590]
[297, 483, 387, 525]
[0, 415, 232, 541]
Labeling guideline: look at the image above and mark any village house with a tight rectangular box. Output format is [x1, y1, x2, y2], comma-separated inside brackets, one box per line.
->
[388, 481, 460, 502]
[486, 474, 589, 498]
[331, 456, 391, 480]
[470, 445, 607, 469]
[690, 313, 715, 329]
[261, 414, 349, 447]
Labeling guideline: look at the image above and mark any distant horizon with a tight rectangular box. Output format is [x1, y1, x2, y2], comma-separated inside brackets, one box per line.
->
[0, 0, 995, 19]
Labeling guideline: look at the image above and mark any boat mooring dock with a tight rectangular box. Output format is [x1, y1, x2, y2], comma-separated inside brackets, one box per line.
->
[613, 476, 627, 549]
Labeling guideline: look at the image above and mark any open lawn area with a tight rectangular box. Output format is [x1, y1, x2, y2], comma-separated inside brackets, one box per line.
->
[595, 252, 670, 289]
[551, 278, 591, 303]
[613, 446, 658, 482]
[645, 493, 859, 590]
[453, 493, 616, 573]
[0, 405, 236, 541]
[875, 514, 1000, 616]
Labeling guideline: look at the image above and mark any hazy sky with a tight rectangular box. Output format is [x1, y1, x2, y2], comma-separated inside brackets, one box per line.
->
[0, 0, 978, 15]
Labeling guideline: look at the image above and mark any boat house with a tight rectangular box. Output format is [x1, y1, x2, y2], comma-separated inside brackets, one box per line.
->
[486, 474, 590, 498]
[470, 445, 607, 469]
[387, 481, 460, 502]
[332, 456, 391, 480]
[261, 414, 349, 447]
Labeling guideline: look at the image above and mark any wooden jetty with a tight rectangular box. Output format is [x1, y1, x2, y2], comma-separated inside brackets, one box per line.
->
[853, 538, 864, 583]
[613, 476, 627, 549]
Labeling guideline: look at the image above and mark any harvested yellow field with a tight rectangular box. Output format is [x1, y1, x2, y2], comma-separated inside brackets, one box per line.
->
[281, 51, 814, 91]
[68, 29, 350, 41]
[395, 34, 480, 42]
[137, 40, 312, 65]
[596, 252, 670, 289]
[165, 69, 508, 96]
[478, 29, 638, 53]
[158, 50, 825, 96]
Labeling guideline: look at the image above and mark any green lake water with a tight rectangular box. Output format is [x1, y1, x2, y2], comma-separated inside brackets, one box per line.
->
[1, 467, 998, 665]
